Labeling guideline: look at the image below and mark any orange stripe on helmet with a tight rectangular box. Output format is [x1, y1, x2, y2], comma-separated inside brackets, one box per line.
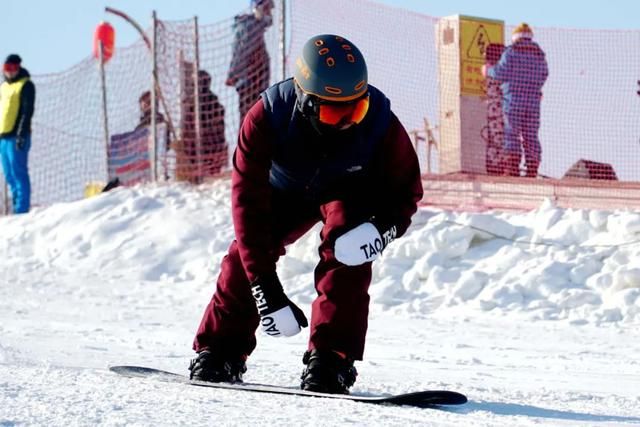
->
[324, 86, 343, 95]
[294, 78, 368, 102]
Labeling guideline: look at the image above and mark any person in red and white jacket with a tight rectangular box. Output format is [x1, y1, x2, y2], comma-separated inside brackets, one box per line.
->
[190, 34, 423, 394]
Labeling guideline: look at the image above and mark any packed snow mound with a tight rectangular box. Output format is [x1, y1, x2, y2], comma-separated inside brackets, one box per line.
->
[2, 180, 639, 325]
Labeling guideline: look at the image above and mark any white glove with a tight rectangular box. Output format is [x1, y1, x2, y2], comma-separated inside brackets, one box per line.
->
[257, 306, 303, 337]
[251, 274, 308, 337]
[334, 222, 397, 266]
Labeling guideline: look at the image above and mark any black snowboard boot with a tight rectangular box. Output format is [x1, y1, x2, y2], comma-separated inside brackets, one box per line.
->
[188, 349, 247, 383]
[300, 349, 357, 394]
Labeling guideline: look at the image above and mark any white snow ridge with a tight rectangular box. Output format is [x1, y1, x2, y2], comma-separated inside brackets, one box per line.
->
[1, 180, 639, 426]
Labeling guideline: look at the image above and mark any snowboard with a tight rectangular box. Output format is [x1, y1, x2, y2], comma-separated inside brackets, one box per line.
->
[109, 365, 467, 408]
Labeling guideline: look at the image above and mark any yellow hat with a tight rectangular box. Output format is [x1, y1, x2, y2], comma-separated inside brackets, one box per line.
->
[513, 22, 533, 36]
[512, 23, 533, 38]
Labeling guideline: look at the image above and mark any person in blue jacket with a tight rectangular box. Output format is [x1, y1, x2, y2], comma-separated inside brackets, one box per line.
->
[483, 23, 548, 177]
[0, 54, 36, 214]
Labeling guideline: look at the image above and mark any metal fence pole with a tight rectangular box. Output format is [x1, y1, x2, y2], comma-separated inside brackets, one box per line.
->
[279, 0, 287, 81]
[193, 16, 202, 182]
[150, 10, 158, 182]
[98, 41, 111, 183]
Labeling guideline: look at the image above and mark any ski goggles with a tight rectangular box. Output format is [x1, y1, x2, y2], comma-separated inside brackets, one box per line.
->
[2, 63, 19, 73]
[317, 94, 370, 127]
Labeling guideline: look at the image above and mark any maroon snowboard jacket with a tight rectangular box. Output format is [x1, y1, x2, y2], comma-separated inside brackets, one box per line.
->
[231, 80, 423, 281]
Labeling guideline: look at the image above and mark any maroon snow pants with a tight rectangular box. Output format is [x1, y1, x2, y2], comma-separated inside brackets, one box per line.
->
[193, 196, 373, 360]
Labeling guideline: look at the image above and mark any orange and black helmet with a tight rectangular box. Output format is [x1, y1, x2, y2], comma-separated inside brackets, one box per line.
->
[293, 34, 368, 102]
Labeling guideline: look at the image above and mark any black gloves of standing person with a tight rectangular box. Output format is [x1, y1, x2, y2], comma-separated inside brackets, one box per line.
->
[251, 273, 308, 337]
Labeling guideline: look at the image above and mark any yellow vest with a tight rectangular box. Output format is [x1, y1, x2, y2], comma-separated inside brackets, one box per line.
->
[0, 77, 29, 134]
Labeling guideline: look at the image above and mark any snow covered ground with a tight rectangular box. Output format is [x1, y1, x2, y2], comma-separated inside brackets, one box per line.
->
[1, 179, 639, 426]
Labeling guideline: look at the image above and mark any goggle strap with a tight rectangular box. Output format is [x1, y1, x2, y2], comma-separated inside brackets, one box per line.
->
[294, 84, 317, 118]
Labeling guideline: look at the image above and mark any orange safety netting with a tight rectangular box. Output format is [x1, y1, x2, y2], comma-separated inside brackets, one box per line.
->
[3, 0, 640, 213]
[2, 5, 281, 212]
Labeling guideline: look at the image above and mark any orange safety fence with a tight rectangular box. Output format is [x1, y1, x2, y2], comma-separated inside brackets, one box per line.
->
[3, 0, 640, 213]
[1, 5, 281, 213]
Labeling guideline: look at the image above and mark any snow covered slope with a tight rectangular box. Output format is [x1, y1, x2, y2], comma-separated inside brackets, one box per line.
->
[1, 180, 639, 426]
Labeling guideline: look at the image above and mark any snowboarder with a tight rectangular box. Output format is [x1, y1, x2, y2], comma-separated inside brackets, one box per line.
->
[190, 34, 423, 394]
[482, 23, 548, 177]
[0, 54, 35, 214]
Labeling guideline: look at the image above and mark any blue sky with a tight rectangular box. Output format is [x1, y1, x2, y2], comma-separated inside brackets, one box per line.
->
[2, 0, 639, 75]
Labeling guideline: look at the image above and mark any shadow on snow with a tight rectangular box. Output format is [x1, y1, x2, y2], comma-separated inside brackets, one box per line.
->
[457, 401, 640, 423]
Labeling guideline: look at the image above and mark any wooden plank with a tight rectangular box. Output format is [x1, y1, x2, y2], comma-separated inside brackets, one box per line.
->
[421, 173, 640, 211]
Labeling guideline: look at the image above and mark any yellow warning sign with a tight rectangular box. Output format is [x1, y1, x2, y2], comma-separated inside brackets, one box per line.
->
[466, 25, 492, 59]
[459, 16, 504, 96]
